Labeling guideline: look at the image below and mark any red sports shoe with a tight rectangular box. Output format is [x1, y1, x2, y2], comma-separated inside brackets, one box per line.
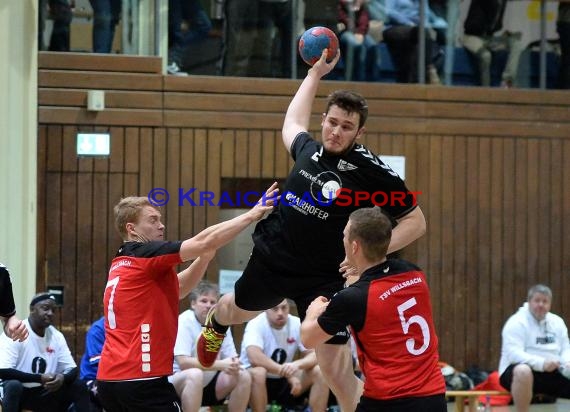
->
[196, 308, 225, 368]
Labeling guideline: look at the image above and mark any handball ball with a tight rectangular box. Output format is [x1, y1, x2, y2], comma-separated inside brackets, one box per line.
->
[298, 26, 339, 66]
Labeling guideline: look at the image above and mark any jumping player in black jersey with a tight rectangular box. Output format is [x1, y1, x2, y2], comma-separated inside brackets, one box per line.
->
[197, 50, 426, 411]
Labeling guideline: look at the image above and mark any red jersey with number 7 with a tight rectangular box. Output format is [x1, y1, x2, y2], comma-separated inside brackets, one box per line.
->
[97, 241, 182, 381]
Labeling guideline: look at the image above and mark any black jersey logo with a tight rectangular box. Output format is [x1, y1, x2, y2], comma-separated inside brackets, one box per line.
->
[271, 348, 288, 365]
[308, 170, 342, 202]
[337, 159, 357, 171]
[31, 357, 47, 374]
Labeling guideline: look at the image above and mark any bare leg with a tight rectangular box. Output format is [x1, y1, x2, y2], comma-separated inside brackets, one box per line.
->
[197, 293, 263, 368]
[213, 292, 262, 325]
[216, 369, 252, 412]
[248, 367, 269, 412]
[171, 368, 204, 412]
[511, 364, 533, 412]
[315, 343, 363, 412]
[306, 365, 330, 412]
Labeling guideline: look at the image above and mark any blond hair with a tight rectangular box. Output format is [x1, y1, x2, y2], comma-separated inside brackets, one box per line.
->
[114, 196, 157, 240]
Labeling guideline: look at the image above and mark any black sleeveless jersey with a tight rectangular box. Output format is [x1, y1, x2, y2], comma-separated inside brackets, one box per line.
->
[252, 132, 417, 276]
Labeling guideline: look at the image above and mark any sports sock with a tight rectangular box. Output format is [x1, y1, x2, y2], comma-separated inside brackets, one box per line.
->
[211, 314, 229, 334]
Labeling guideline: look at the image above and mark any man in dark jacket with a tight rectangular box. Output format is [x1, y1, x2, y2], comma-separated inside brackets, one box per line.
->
[462, 0, 523, 87]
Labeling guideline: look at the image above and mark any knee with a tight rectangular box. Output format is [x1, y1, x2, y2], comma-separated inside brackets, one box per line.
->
[238, 369, 252, 386]
[477, 49, 492, 67]
[248, 366, 267, 385]
[183, 368, 204, 386]
[2, 379, 24, 397]
[94, 12, 114, 27]
[307, 364, 324, 383]
[512, 364, 533, 386]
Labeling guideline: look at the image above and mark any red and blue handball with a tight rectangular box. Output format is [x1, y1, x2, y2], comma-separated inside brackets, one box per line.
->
[298, 26, 339, 66]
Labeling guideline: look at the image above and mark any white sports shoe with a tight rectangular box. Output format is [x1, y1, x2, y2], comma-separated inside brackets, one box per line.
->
[167, 62, 188, 76]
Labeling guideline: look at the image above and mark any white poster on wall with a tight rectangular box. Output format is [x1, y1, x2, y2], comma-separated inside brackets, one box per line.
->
[219, 269, 243, 295]
[379, 155, 406, 180]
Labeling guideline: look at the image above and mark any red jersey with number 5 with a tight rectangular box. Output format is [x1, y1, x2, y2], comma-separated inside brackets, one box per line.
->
[317, 259, 445, 400]
[97, 241, 182, 381]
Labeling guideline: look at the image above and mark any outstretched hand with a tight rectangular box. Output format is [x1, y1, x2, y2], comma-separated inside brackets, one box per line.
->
[339, 258, 359, 286]
[309, 49, 341, 78]
[248, 182, 280, 221]
[4, 315, 28, 342]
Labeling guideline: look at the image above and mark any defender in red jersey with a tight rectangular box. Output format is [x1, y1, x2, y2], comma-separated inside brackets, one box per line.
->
[97, 186, 277, 412]
[301, 207, 446, 412]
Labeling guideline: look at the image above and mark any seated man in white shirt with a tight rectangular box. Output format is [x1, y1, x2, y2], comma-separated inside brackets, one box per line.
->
[170, 281, 251, 412]
[499, 284, 570, 412]
[240, 299, 330, 412]
[0, 292, 89, 412]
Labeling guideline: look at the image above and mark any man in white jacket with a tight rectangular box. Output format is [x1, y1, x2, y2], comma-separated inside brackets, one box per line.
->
[499, 284, 570, 412]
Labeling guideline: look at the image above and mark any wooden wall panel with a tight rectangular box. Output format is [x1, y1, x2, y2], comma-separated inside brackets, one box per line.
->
[92, 172, 110, 313]
[563, 141, 570, 317]
[489, 138, 505, 365]
[235, 131, 249, 178]
[37, 52, 570, 371]
[451, 136, 468, 367]
[193, 129, 207, 240]
[180, 129, 196, 239]
[166, 128, 181, 241]
[439, 135, 455, 364]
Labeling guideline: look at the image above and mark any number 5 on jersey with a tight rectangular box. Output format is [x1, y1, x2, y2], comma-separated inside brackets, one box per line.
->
[397, 297, 430, 355]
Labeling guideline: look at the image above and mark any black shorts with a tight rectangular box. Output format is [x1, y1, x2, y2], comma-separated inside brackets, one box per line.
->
[500, 364, 570, 398]
[356, 394, 447, 412]
[266, 377, 308, 408]
[97, 377, 181, 412]
[0, 382, 65, 412]
[235, 248, 345, 320]
[202, 371, 225, 406]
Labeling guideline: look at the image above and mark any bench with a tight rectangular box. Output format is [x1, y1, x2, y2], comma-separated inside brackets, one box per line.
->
[445, 390, 510, 412]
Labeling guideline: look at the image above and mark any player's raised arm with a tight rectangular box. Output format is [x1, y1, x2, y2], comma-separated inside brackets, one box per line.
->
[282, 50, 341, 153]
[179, 182, 279, 262]
[177, 251, 215, 299]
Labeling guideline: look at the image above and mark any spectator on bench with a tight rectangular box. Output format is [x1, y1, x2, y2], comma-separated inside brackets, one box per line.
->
[170, 281, 251, 412]
[557, 1, 570, 89]
[0, 292, 89, 412]
[462, 0, 522, 88]
[337, 0, 380, 81]
[240, 299, 330, 412]
[382, 0, 447, 84]
[499, 284, 570, 412]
